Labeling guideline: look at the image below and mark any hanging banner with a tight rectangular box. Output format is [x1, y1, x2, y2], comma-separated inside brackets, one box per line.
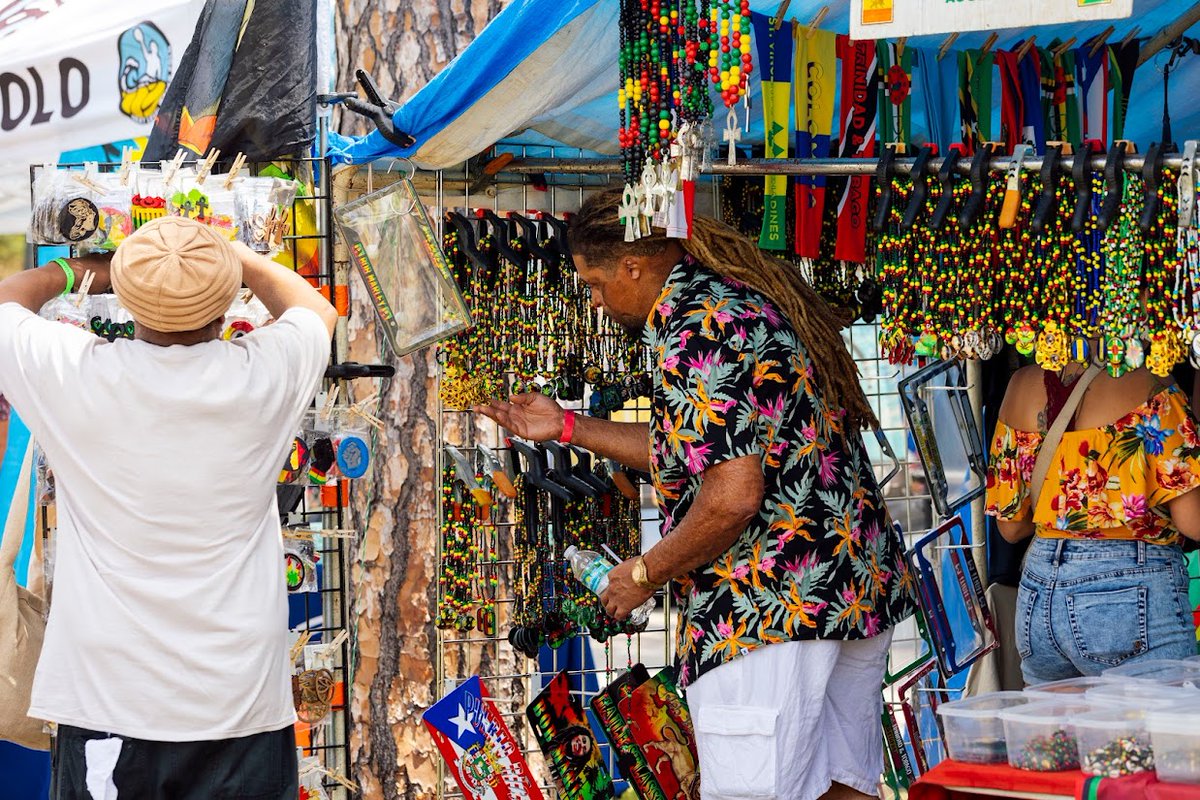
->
[0, 0, 204, 233]
[851, 0, 1132, 40]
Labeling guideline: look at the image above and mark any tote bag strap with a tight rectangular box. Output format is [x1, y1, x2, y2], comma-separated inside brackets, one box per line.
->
[0, 440, 35, 572]
[1029, 366, 1102, 511]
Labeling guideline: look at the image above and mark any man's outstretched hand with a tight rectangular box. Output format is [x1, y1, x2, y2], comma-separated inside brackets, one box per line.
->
[474, 392, 565, 442]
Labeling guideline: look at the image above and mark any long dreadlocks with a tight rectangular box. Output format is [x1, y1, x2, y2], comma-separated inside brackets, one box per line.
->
[568, 187, 877, 430]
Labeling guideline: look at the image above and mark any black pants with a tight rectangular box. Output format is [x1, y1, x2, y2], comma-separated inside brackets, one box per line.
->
[51, 724, 298, 800]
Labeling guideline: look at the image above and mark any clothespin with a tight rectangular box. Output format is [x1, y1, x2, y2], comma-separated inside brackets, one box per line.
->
[289, 631, 314, 664]
[1052, 37, 1077, 59]
[1178, 140, 1198, 230]
[959, 142, 999, 228]
[74, 270, 95, 306]
[1120, 25, 1141, 48]
[937, 33, 959, 61]
[283, 526, 358, 540]
[1088, 25, 1115, 57]
[896, 38, 908, 59]
[999, 144, 1031, 229]
[979, 32, 999, 56]
[317, 629, 349, 658]
[71, 164, 106, 194]
[195, 149, 221, 184]
[1015, 36, 1038, 61]
[931, 143, 969, 230]
[223, 153, 247, 189]
[1071, 139, 1105, 234]
[119, 146, 136, 186]
[320, 383, 341, 421]
[1139, 142, 1165, 233]
[901, 144, 938, 231]
[1032, 142, 1069, 233]
[871, 143, 902, 232]
[1097, 140, 1131, 233]
[771, 0, 791, 31]
[805, 5, 828, 39]
[347, 393, 386, 432]
[161, 151, 187, 185]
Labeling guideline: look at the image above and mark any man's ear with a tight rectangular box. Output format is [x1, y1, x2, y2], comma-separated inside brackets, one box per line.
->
[622, 256, 642, 281]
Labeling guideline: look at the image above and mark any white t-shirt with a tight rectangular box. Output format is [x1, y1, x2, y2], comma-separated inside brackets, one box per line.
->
[0, 302, 329, 741]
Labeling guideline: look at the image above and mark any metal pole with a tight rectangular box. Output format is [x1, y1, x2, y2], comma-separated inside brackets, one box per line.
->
[1139, 0, 1200, 67]
[503, 152, 1190, 177]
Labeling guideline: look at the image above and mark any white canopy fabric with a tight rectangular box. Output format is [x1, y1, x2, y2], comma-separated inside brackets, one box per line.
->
[0, 0, 204, 234]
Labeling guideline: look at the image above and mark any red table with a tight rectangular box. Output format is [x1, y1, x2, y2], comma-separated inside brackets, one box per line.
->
[910, 760, 1200, 800]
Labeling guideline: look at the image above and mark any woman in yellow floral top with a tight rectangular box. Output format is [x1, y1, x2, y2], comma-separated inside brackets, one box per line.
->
[986, 364, 1200, 683]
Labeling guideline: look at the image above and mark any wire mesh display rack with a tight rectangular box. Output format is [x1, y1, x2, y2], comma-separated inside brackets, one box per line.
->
[27, 155, 355, 800]
[400, 145, 951, 799]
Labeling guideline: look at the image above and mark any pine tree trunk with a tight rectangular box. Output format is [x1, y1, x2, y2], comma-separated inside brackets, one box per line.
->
[333, 2, 507, 798]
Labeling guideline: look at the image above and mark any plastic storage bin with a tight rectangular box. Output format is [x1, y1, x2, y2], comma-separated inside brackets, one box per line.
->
[1101, 659, 1200, 687]
[1072, 707, 1155, 778]
[1024, 676, 1108, 700]
[999, 700, 1091, 771]
[1085, 681, 1197, 708]
[1145, 700, 1200, 784]
[937, 692, 1031, 764]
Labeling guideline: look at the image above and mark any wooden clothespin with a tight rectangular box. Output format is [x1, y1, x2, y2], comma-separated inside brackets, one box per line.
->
[161, 151, 187, 186]
[72, 164, 106, 194]
[805, 5, 829, 39]
[1015, 35, 1038, 61]
[195, 149, 221, 185]
[937, 32, 960, 61]
[896, 37, 908, 59]
[318, 629, 349, 657]
[323, 770, 359, 793]
[289, 631, 314, 664]
[1052, 37, 1077, 58]
[73, 270, 95, 307]
[119, 146, 136, 187]
[1088, 25, 1115, 57]
[979, 32, 999, 56]
[1120, 25, 1141, 48]
[771, 0, 791, 31]
[223, 153, 247, 189]
[320, 383, 341, 420]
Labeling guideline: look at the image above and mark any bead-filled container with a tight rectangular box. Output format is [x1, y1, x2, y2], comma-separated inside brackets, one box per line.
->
[999, 700, 1092, 772]
[1072, 707, 1155, 778]
[937, 692, 1031, 764]
[1024, 676, 1109, 701]
[1145, 700, 1200, 784]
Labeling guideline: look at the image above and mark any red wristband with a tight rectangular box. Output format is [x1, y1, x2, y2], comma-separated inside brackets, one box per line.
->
[559, 409, 576, 444]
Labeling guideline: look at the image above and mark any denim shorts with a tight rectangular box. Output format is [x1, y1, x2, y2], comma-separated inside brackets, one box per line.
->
[1016, 537, 1198, 684]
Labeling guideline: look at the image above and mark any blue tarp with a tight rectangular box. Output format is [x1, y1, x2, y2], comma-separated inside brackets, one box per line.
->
[328, 0, 1200, 168]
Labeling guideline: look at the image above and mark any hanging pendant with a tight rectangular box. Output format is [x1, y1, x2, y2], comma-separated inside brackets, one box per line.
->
[1124, 338, 1146, 370]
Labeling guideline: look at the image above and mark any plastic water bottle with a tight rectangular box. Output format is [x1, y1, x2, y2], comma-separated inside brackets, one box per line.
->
[563, 545, 655, 627]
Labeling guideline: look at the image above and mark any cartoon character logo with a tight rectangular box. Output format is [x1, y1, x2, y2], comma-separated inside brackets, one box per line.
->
[118, 22, 170, 123]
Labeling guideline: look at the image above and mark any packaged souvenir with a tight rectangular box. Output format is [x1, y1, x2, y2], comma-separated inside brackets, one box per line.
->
[30, 166, 104, 246]
[237, 176, 298, 255]
[168, 169, 237, 239]
[283, 538, 318, 594]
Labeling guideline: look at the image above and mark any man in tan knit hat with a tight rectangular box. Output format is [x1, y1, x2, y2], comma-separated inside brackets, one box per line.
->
[0, 216, 336, 799]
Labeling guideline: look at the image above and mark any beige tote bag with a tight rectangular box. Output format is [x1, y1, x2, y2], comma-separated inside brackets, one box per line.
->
[0, 440, 50, 750]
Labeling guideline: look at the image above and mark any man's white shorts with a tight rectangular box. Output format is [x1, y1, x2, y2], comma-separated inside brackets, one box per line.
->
[685, 631, 893, 800]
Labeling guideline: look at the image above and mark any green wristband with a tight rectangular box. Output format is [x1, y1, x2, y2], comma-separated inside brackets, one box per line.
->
[51, 258, 74, 295]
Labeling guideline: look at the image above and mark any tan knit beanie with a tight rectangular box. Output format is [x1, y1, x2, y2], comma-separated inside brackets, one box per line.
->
[111, 217, 242, 333]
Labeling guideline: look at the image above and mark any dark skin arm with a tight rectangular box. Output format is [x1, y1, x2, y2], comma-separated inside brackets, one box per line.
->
[601, 454, 764, 619]
[476, 392, 651, 471]
[0, 253, 113, 312]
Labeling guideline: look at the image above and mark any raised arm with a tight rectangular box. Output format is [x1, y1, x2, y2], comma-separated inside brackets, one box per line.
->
[232, 242, 337, 336]
[0, 253, 112, 312]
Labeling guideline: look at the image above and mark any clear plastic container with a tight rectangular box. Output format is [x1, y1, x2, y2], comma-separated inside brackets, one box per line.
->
[936, 692, 1031, 764]
[1145, 700, 1200, 784]
[1072, 707, 1155, 778]
[999, 700, 1091, 771]
[1101, 659, 1200, 687]
[1085, 681, 1197, 709]
[1024, 676, 1109, 700]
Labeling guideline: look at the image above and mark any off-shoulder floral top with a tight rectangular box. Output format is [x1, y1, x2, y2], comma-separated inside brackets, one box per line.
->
[985, 385, 1200, 545]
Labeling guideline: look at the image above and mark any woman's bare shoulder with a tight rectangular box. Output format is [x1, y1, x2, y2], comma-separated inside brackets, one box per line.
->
[998, 365, 1047, 432]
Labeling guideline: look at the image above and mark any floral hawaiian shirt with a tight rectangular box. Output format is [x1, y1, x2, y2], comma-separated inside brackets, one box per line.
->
[644, 258, 917, 687]
[986, 384, 1200, 545]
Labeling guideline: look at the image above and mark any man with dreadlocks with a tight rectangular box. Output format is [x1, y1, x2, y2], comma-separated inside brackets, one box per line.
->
[478, 188, 917, 800]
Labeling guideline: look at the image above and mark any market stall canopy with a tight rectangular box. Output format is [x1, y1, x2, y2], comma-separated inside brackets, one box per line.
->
[0, 0, 205, 234]
[326, 0, 1200, 169]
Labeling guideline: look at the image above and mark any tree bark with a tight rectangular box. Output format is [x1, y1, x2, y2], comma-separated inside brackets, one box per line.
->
[333, 2, 507, 799]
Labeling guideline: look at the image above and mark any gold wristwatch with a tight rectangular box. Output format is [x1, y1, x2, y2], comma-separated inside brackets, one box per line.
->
[631, 555, 657, 590]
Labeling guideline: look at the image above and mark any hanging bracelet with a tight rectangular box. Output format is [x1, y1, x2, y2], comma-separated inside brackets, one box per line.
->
[52, 258, 74, 295]
[558, 409, 576, 444]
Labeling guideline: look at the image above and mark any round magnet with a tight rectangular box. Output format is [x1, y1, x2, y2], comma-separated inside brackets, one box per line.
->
[336, 435, 370, 478]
